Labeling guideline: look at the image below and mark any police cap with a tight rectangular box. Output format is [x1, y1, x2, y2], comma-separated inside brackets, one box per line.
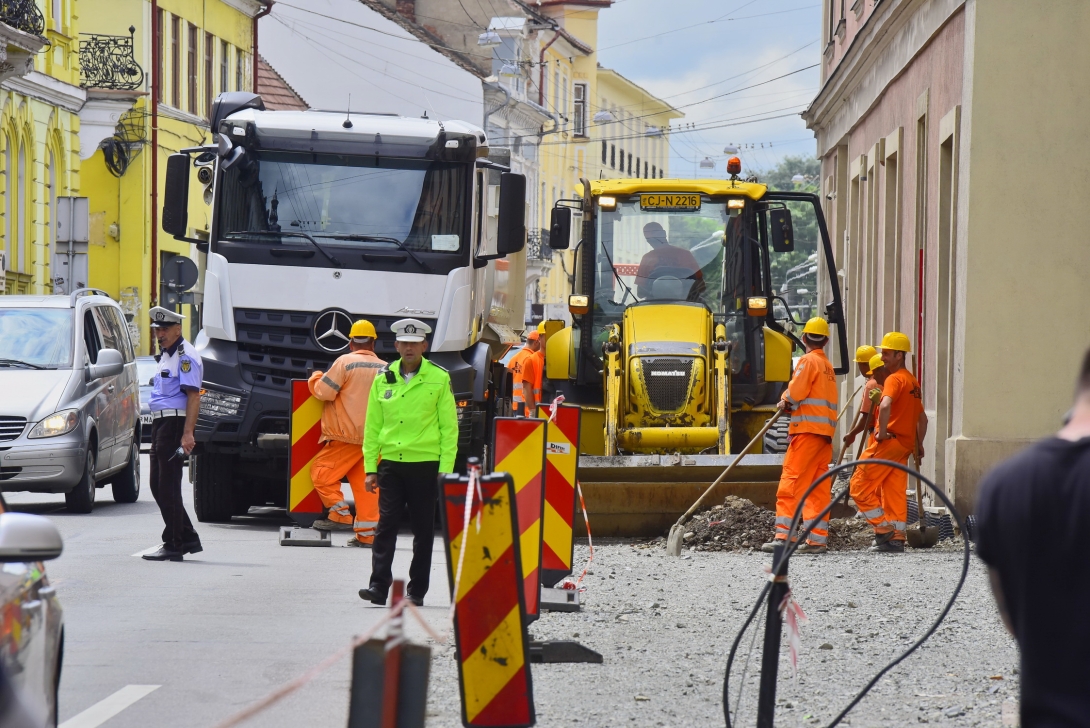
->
[392, 318, 431, 343]
[149, 306, 185, 328]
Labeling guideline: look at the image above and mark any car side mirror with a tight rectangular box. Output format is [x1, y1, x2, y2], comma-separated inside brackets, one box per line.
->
[496, 172, 526, 255]
[162, 154, 190, 238]
[770, 208, 794, 253]
[0, 513, 63, 562]
[88, 348, 124, 381]
[549, 207, 572, 250]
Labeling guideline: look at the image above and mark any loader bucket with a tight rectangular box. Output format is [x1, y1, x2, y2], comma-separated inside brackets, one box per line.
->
[576, 453, 785, 537]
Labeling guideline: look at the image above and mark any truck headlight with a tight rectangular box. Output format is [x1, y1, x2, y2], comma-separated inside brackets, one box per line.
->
[28, 410, 80, 439]
[199, 390, 242, 418]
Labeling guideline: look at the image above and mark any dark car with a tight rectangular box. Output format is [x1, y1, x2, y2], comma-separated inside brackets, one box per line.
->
[137, 356, 158, 446]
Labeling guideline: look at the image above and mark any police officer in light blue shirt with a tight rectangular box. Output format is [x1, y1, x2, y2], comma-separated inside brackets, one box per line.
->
[142, 306, 204, 562]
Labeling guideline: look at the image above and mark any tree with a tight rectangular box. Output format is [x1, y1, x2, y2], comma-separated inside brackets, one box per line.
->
[761, 156, 823, 326]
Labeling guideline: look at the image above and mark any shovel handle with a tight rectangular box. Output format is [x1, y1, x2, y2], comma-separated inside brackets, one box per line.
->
[912, 442, 926, 526]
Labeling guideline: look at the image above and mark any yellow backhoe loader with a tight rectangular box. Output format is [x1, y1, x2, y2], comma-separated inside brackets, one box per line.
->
[543, 175, 848, 536]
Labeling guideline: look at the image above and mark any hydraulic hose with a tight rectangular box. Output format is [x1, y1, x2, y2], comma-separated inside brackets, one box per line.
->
[722, 458, 972, 728]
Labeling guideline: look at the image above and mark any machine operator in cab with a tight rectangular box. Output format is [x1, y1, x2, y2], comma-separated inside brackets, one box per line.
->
[849, 332, 927, 553]
[142, 307, 203, 562]
[763, 317, 838, 555]
[635, 222, 706, 300]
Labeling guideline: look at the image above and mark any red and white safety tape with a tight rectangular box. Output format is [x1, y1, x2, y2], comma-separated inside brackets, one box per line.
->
[559, 480, 594, 592]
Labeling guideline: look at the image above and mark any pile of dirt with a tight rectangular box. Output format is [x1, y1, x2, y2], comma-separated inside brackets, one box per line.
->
[678, 496, 875, 552]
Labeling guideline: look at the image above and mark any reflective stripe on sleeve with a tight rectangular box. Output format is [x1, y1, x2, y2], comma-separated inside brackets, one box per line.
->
[321, 375, 341, 392]
[345, 361, 384, 371]
[784, 393, 799, 407]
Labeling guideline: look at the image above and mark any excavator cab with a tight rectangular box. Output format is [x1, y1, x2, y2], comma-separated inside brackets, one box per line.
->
[546, 178, 847, 534]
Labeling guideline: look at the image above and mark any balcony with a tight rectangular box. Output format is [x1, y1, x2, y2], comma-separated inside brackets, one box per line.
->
[0, 0, 44, 38]
[527, 228, 553, 262]
[79, 27, 144, 90]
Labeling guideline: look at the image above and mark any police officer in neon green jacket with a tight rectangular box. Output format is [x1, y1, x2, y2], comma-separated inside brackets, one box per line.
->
[359, 319, 458, 607]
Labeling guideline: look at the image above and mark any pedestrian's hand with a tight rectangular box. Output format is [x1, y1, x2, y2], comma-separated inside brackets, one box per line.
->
[365, 474, 379, 493]
[181, 432, 196, 454]
[777, 400, 789, 412]
[843, 433, 855, 445]
[916, 444, 925, 460]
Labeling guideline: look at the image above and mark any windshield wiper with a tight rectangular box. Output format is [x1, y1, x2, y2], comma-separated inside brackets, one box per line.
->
[224, 230, 343, 267]
[317, 234, 432, 273]
[0, 358, 45, 370]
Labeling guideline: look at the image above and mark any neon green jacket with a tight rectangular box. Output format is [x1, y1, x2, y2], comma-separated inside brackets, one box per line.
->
[363, 358, 459, 474]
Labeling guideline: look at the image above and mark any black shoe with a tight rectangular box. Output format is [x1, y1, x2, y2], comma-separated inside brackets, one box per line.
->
[406, 595, 424, 607]
[870, 539, 905, 553]
[181, 540, 203, 555]
[142, 547, 184, 562]
[359, 587, 387, 605]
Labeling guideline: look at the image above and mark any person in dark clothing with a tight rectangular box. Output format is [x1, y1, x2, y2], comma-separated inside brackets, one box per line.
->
[976, 345, 1090, 727]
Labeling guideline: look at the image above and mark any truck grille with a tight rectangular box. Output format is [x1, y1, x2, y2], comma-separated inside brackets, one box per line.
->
[234, 309, 435, 391]
[0, 417, 27, 442]
[639, 357, 694, 413]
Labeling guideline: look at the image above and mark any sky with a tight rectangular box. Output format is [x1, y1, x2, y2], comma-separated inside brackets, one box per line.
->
[595, 0, 823, 178]
[259, 0, 822, 178]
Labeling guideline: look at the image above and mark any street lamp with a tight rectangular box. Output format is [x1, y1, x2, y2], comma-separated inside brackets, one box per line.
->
[723, 145, 739, 154]
[593, 110, 615, 123]
[478, 31, 502, 48]
[646, 126, 664, 137]
[699, 157, 715, 169]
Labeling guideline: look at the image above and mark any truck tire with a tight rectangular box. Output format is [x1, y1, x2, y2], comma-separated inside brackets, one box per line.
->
[65, 449, 96, 514]
[763, 416, 790, 455]
[193, 453, 236, 523]
[110, 441, 141, 503]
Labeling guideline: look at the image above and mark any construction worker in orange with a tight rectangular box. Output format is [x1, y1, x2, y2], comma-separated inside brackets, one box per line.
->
[762, 317, 838, 554]
[842, 345, 880, 448]
[507, 331, 539, 416]
[307, 320, 385, 546]
[520, 323, 547, 413]
[849, 332, 927, 553]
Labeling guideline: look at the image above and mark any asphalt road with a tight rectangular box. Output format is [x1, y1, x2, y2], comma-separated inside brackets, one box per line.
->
[5, 454, 452, 728]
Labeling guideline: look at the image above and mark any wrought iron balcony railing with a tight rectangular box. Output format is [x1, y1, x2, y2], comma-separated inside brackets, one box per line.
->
[0, 0, 45, 37]
[527, 228, 553, 262]
[79, 27, 144, 91]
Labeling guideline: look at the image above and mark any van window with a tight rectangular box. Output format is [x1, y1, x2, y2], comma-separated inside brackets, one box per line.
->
[109, 308, 135, 362]
[93, 306, 134, 362]
[0, 309, 74, 368]
[83, 310, 102, 364]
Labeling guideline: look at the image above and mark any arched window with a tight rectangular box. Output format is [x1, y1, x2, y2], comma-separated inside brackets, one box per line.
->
[47, 148, 56, 287]
[3, 134, 10, 272]
[17, 141, 25, 272]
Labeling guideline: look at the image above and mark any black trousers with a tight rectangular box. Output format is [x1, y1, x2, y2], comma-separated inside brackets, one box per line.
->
[368, 460, 440, 599]
[149, 417, 200, 550]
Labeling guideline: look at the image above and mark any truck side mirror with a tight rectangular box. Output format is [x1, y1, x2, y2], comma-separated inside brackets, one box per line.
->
[770, 208, 794, 253]
[549, 207, 572, 250]
[496, 172, 526, 255]
[162, 154, 190, 238]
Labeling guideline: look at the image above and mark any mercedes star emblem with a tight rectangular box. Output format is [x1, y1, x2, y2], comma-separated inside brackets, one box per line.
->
[312, 309, 354, 353]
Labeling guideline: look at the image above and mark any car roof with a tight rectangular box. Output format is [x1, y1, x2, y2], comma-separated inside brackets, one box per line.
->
[0, 292, 120, 310]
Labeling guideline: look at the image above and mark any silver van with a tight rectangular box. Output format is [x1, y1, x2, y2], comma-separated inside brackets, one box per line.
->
[0, 289, 141, 512]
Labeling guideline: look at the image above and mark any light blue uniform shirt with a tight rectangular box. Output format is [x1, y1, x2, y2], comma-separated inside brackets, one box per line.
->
[149, 338, 203, 411]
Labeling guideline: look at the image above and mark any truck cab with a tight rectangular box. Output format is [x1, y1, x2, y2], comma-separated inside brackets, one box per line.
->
[161, 92, 526, 521]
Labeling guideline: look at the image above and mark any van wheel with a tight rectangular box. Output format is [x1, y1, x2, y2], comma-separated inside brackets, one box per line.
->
[65, 450, 96, 514]
[111, 441, 141, 503]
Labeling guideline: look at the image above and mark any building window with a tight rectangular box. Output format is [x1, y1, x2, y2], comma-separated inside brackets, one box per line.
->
[3, 135, 10, 271]
[619, 148, 625, 173]
[644, 161, 649, 178]
[221, 41, 230, 92]
[17, 142, 25, 272]
[52, 0, 61, 31]
[236, 51, 244, 92]
[205, 33, 214, 117]
[574, 83, 587, 137]
[47, 148, 55, 280]
[552, 66, 559, 115]
[187, 23, 198, 115]
[652, 165, 656, 178]
[610, 145, 615, 169]
[170, 14, 180, 108]
[562, 73, 569, 119]
[628, 153, 633, 175]
[155, 10, 164, 103]
[636, 157, 640, 177]
[601, 140, 607, 164]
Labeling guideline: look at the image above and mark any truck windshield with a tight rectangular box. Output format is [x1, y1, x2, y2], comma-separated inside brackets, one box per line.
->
[216, 152, 466, 252]
[0, 309, 74, 368]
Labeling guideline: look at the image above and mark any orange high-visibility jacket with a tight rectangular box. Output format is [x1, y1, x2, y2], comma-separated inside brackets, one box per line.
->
[507, 347, 533, 402]
[308, 349, 385, 445]
[782, 349, 838, 437]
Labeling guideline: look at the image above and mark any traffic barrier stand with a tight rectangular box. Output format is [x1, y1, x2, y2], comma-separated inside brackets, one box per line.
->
[440, 464, 535, 728]
[277, 526, 330, 547]
[346, 581, 431, 728]
[492, 417, 547, 623]
[286, 379, 324, 529]
[535, 403, 581, 595]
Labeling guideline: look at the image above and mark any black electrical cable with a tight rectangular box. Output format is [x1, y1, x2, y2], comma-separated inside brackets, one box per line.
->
[722, 458, 972, 728]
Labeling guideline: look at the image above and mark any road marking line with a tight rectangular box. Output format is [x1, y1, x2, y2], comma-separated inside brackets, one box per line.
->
[59, 684, 160, 728]
[132, 545, 163, 557]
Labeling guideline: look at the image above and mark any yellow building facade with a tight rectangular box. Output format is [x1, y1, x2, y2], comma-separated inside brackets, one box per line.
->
[0, 0, 83, 296]
[78, 0, 264, 352]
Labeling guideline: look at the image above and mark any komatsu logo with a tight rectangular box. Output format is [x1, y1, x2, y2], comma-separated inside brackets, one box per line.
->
[650, 371, 687, 376]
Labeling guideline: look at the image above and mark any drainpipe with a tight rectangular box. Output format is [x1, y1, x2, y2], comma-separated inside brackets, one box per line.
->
[538, 30, 559, 107]
[253, 2, 273, 93]
[151, 0, 160, 318]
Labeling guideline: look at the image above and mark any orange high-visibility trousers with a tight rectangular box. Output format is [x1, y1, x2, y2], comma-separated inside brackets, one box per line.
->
[310, 440, 379, 544]
[774, 433, 833, 546]
[849, 436, 911, 541]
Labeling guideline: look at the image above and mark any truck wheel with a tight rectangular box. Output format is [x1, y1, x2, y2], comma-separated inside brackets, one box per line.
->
[763, 416, 790, 455]
[193, 453, 236, 523]
[111, 441, 141, 503]
[65, 450, 96, 514]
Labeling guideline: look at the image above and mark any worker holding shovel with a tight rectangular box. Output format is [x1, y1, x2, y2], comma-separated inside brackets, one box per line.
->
[761, 317, 839, 555]
[842, 345, 881, 449]
[849, 332, 927, 553]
